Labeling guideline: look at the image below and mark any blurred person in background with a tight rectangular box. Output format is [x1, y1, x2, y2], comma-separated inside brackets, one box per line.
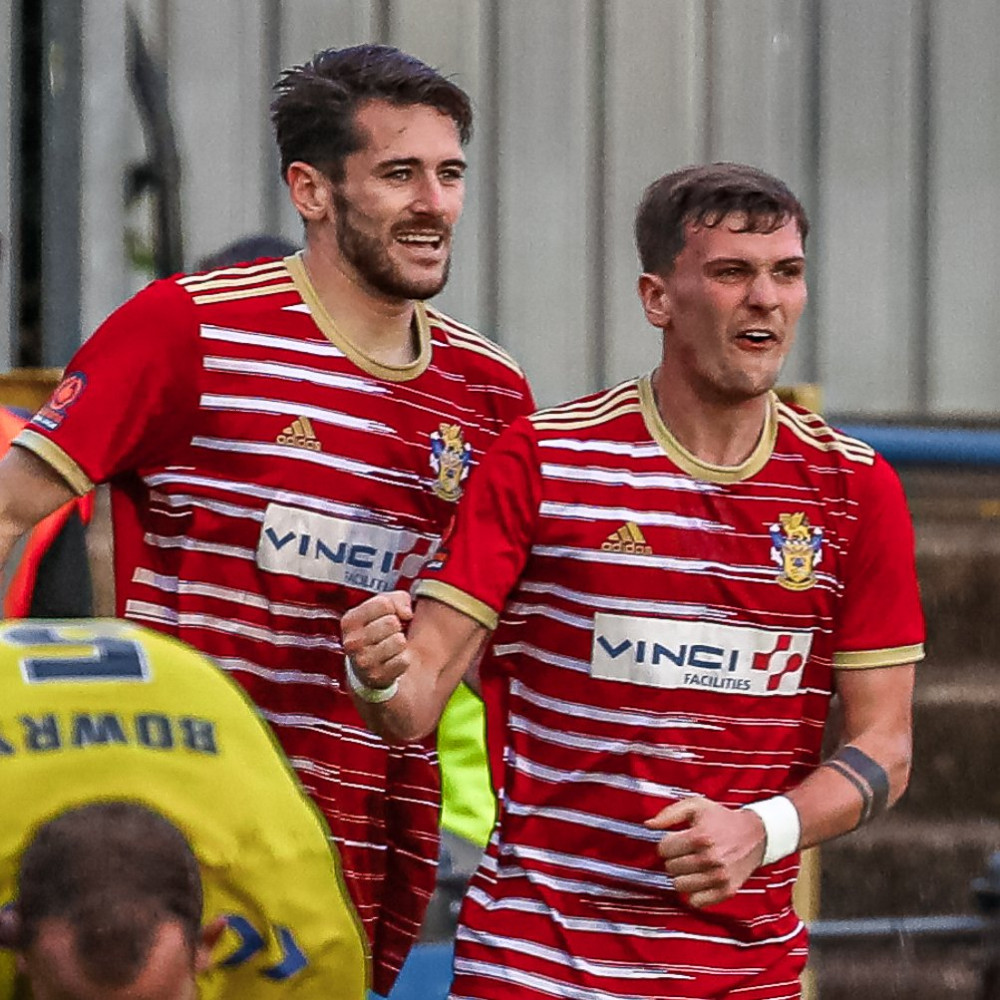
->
[195, 234, 300, 272]
[0, 44, 533, 996]
[0, 619, 367, 998]
[421, 682, 496, 942]
[0, 233, 93, 619]
[342, 163, 923, 1000]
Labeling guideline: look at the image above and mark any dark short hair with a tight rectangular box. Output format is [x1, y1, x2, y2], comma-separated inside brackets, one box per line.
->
[17, 802, 203, 988]
[196, 233, 300, 271]
[634, 162, 809, 274]
[270, 44, 473, 182]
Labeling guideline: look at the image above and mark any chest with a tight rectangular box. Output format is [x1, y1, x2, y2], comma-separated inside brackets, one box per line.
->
[526, 457, 854, 627]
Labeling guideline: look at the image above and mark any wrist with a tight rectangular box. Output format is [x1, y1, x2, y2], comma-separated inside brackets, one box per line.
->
[743, 795, 800, 866]
[345, 656, 399, 704]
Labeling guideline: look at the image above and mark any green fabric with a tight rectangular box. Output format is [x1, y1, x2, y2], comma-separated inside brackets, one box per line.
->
[437, 682, 496, 848]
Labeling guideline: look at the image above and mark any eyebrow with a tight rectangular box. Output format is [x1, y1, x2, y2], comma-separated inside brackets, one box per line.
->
[705, 255, 806, 268]
[376, 156, 468, 171]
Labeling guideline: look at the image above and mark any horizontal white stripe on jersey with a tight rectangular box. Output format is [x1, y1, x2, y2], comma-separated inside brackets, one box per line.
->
[464, 883, 804, 949]
[451, 962, 653, 1000]
[456, 929, 695, 982]
[539, 500, 733, 532]
[200, 324, 345, 356]
[199, 393, 394, 436]
[530, 544, 838, 590]
[502, 798, 663, 845]
[213, 656, 339, 688]
[490, 641, 589, 675]
[515, 579, 735, 621]
[148, 490, 264, 522]
[124, 602, 340, 650]
[131, 569, 338, 619]
[485, 841, 670, 895]
[541, 462, 719, 493]
[466, 881, 746, 947]
[538, 437, 681, 460]
[505, 601, 594, 630]
[258, 710, 350, 738]
[508, 711, 700, 763]
[281, 725, 390, 762]
[141, 532, 256, 560]
[190, 437, 428, 489]
[510, 752, 690, 800]
[462, 887, 669, 934]
[203, 355, 392, 394]
[143, 471, 401, 526]
[464, 381, 530, 403]
[510, 679, 723, 733]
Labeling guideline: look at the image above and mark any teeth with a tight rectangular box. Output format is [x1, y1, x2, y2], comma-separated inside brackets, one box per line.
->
[398, 234, 440, 244]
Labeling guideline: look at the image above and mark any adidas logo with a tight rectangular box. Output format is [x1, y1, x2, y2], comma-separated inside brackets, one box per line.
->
[601, 521, 652, 555]
[276, 416, 321, 452]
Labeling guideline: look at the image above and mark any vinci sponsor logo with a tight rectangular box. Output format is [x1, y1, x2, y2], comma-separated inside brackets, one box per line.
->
[256, 504, 427, 592]
[591, 613, 812, 696]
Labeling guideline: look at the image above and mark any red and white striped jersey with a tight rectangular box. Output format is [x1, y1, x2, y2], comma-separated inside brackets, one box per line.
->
[15, 255, 534, 996]
[416, 375, 924, 1000]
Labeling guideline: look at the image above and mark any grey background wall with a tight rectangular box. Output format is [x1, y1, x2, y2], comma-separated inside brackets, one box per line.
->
[3, 0, 998, 417]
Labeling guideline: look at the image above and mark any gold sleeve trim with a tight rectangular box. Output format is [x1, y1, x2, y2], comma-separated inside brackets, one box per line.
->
[13, 430, 93, 495]
[413, 579, 499, 631]
[833, 644, 925, 669]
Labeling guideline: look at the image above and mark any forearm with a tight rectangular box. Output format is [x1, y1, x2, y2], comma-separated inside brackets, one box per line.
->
[758, 664, 914, 859]
[343, 593, 490, 743]
[347, 646, 462, 743]
[788, 727, 911, 850]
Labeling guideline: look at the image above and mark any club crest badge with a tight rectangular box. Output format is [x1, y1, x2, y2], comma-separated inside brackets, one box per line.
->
[430, 423, 472, 502]
[769, 512, 823, 591]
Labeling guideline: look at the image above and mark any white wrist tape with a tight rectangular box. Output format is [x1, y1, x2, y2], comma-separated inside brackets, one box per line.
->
[345, 656, 399, 704]
[743, 795, 801, 866]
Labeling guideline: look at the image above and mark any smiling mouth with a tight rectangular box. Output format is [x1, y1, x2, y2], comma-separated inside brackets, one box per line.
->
[736, 329, 777, 345]
[396, 231, 446, 251]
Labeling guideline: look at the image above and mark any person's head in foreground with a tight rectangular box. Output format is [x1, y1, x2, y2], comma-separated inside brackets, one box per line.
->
[2, 801, 220, 1000]
[635, 161, 810, 404]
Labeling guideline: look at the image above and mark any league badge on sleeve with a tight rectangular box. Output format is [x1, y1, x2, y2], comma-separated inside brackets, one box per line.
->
[429, 423, 472, 501]
[770, 512, 823, 591]
[33, 371, 87, 431]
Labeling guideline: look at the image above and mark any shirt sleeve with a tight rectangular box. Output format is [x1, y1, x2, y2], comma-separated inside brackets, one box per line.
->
[14, 279, 202, 493]
[414, 416, 541, 630]
[832, 454, 926, 668]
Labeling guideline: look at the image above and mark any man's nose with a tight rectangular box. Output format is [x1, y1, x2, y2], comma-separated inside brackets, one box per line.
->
[412, 175, 446, 214]
[746, 271, 780, 309]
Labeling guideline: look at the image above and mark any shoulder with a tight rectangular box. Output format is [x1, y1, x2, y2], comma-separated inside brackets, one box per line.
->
[173, 257, 298, 310]
[775, 400, 903, 502]
[775, 400, 877, 468]
[425, 305, 527, 387]
[529, 378, 642, 436]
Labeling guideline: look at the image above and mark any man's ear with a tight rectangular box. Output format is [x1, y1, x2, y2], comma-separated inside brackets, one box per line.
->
[195, 917, 228, 973]
[0, 907, 21, 950]
[637, 272, 671, 329]
[286, 161, 334, 222]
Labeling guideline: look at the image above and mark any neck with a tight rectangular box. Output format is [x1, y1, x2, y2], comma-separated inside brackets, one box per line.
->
[301, 244, 418, 366]
[651, 365, 771, 467]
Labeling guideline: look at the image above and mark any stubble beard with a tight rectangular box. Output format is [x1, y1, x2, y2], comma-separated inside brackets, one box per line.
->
[333, 190, 451, 301]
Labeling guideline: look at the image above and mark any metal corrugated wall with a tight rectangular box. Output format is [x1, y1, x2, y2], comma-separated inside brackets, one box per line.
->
[8, 0, 1000, 416]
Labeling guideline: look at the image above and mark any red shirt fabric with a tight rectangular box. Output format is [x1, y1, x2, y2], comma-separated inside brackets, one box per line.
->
[415, 375, 924, 1000]
[15, 255, 535, 995]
